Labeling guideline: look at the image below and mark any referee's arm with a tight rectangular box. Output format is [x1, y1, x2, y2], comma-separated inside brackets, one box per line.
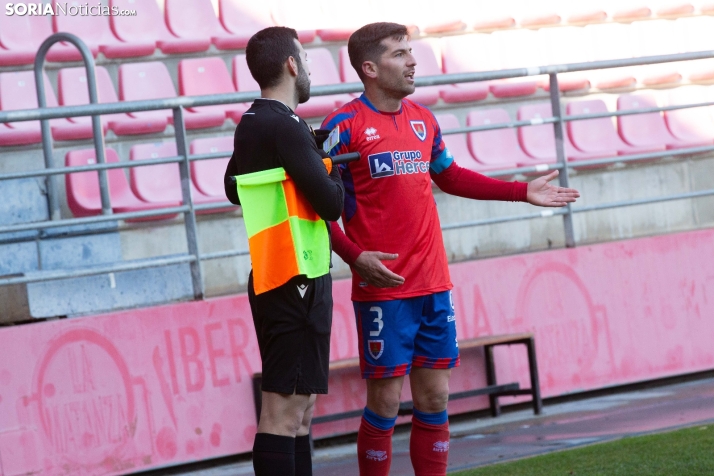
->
[276, 118, 345, 221]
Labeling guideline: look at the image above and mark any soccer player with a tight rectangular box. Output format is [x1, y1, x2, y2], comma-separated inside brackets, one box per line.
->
[224, 27, 344, 476]
[322, 23, 580, 475]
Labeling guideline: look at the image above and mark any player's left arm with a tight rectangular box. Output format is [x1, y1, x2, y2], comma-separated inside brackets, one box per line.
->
[427, 114, 580, 207]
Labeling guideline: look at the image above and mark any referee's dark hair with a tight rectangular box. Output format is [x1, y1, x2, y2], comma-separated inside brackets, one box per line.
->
[246, 27, 301, 89]
[348, 22, 409, 81]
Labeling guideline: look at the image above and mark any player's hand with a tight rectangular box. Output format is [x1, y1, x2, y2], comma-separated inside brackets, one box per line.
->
[527, 170, 580, 207]
[353, 251, 405, 288]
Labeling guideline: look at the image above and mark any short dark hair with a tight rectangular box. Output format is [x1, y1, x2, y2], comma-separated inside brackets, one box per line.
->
[348, 22, 409, 80]
[246, 27, 300, 89]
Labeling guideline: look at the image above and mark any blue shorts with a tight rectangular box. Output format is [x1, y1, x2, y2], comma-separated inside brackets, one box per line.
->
[354, 290, 460, 379]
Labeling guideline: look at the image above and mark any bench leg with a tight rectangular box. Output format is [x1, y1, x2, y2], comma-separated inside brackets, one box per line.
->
[526, 337, 543, 415]
[252, 375, 263, 424]
[484, 345, 501, 417]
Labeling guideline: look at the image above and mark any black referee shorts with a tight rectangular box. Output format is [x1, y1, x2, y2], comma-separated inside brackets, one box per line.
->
[248, 272, 333, 395]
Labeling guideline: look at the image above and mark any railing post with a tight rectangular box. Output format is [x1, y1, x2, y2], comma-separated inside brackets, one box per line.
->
[173, 106, 204, 300]
[34, 32, 111, 218]
[548, 73, 576, 248]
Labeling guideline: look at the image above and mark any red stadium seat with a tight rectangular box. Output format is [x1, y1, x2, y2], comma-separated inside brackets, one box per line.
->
[655, 2, 694, 17]
[179, 57, 247, 123]
[565, 9, 608, 24]
[119, 62, 226, 130]
[674, 17, 714, 82]
[219, 0, 274, 47]
[411, 0, 466, 34]
[65, 147, 178, 219]
[486, 30, 542, 98]
[129, 142, 223, 210]
[0, 1, 94, 64]
[617, 94, 688, 150]
[267, 0, 318, 44]
[466, 109, 533, 168]
[58, 66, 168, 136]
[0, 1, 47, 65]
[110, 0, 210, 54]
[611, 5, 652, 20]
[435, 113, 500, 173]
[517, 103, 604, 163]
[630, 21, 682, 86]
[440, 35, 492, 103]
[232, 54, 260, 92]
[664, 87, 714, 146]
[338, 47, 365, 98]
[538, 27, 591, 92]
[520, 13, 561, 28]
[584, 24, 637, 90]
[0, 71, 93, 143]
[165, 0, 245, 50]
[566, 99, 658, 157]
[295, 48, 351, 118]
[51, 0, 155, 60]
[190, 136, 234, 197]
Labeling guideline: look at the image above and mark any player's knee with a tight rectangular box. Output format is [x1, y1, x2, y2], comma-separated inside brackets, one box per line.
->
[368, 388, 402, 417]
[414, 388, 449, 414]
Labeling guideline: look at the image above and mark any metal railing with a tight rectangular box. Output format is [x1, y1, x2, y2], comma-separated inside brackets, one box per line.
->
[1, 34, 714, 298]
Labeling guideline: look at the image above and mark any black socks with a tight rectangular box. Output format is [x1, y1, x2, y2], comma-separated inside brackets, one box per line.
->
[253, 433, 295, 476]
[252, 433, 313, 476]
[295, 435, 313, 476]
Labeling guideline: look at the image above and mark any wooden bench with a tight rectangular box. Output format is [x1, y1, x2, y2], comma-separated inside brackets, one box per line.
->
[252, 332, 542, 426]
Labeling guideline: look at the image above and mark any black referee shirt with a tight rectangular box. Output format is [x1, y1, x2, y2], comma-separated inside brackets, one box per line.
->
[224, 98, 344, 222]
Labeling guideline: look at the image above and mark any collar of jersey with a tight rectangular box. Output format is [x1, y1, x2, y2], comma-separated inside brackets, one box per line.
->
[256, 97, 293, 112]
[359, 94, 402, 116]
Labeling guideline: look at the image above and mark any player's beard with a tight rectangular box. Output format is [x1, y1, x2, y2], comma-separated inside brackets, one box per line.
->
[295, 60, 311, 104]
[380, 72, 416, 100]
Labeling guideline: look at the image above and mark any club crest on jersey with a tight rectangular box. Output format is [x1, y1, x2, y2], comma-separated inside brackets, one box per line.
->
[410, 120, 427, 141]
[368, 339, 384, 359]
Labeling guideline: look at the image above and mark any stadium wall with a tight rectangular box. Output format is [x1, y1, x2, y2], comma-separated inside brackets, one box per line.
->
[1, 226, 714, 474]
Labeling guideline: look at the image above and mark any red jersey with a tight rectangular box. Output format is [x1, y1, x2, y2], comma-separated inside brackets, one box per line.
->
[322, 95, 455, 301]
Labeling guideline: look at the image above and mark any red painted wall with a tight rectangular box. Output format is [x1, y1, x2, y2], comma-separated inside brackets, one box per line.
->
[1, 229, 714, 475]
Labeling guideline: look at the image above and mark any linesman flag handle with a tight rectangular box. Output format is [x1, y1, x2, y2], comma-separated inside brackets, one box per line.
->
[227, 152, 360, 185]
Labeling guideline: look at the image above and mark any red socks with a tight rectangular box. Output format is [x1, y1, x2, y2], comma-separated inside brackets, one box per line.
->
[357, 417, 394, 476]
[410, 413, 450, 476]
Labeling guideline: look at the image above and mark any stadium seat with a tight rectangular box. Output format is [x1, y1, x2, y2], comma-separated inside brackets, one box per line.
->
[565, 9, 608, 24]
[110, 0, 210, 54]
[119, 62, 226, 130]
[295, 48, 351, 117]
[52, 0, 155, 60]
[0, 1, 95, 64]
[58, 66, 168, 136]
[311, 0, 369, 42]
[489, 30, 542, 98]
[520, 12, 561, 28]
[267, 0, 318, 43]
[655, 2, 695, 17]
[179, 57, 247, 123]
[664, 87, 714, 146]
[566, 99, 659, 157]
[65, 147, 178, 219]
[219, 0, 275, 47]
[674, 17, 714, 82]
[517, 103, 604, 163]
[584, 24, 637, 89]
[411, 0, 466, 34]
[466, 109, 533, 168]
[0, 71, 93, 143]
[435, 113, 501, 173]
[611, 5, 652, 20]
[0, 1, 47, 65]
[630, 21, 682, 86]
[538, 27, 592, 91]
[165, 0, 246, 50]
[440, 35, 493, 103]
[129, 142, 223, 210]
[338, 47, 364, 98]
[190, 136, 234, 197]
[617, 93, 688, 149]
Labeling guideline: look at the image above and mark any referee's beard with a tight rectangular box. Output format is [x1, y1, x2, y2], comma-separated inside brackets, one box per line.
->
[296, 59, 311, 105]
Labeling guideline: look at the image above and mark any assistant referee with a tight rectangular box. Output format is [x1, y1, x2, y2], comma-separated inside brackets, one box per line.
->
[224, 27, 344, 476]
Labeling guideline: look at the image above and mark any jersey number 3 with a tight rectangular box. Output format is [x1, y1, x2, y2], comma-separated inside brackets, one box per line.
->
[369, 306, 383, 337]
